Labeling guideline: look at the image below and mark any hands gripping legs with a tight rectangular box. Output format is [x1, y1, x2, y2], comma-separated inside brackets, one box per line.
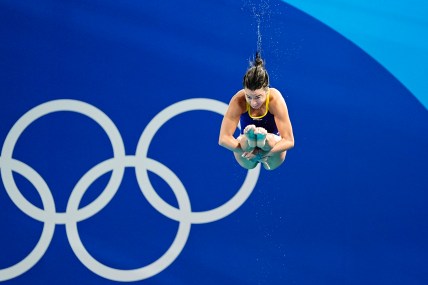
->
[240, 125, 270, 169]
[239, 125, 284, 170]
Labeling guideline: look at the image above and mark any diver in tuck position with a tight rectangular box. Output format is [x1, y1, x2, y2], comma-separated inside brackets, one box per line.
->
[219, 52, 294, 170]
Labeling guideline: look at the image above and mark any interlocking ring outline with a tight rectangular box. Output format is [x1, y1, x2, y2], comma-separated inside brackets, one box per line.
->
[0, 98, 260, 282]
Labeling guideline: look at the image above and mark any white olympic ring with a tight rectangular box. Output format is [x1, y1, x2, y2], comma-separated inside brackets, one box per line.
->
[0, 98, 260, 282]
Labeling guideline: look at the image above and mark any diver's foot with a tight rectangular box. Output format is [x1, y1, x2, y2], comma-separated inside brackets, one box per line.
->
[244, 125, 257, 148]
[255, 127, 267, 148]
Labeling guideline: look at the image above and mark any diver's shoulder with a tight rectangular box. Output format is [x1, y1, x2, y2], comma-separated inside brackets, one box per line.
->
[269, 87, 285, 101]
[232, 89, 246, 102]
[230, 89, 247, 111]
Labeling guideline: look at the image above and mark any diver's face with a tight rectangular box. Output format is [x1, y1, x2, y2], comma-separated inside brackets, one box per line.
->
[244, 88, 267, 109]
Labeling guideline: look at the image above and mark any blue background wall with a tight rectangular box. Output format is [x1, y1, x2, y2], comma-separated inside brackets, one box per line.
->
[1, 1, 427, 284]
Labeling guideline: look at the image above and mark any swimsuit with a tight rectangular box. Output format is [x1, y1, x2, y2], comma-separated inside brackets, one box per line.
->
[240, 90, 279, 135]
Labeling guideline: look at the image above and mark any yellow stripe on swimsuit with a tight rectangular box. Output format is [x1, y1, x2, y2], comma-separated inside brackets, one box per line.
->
[247, 89, 270, 119]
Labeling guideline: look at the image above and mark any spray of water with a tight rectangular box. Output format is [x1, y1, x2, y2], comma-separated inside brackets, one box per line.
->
[254, 6, 262, 54]
[247, 0, 271, 56]
[242, 0, 285, 81]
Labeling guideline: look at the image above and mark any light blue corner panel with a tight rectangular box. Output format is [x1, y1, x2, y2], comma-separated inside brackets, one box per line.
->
[282, 0, 428, 109]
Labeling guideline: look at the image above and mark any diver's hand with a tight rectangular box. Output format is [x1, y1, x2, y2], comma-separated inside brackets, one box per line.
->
[242, 149, 271, 169]
[257, 155, 271, 170]
[241, 151, 258, 162]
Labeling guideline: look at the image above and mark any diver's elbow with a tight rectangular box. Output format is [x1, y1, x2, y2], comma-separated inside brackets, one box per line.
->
[289, 139, 295, 149]
[284, 137, 294, 150]
[218, 135, 231, 148]
[218, 136, 225, 147]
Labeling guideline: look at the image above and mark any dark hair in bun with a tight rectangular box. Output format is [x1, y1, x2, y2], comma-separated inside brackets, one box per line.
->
[242, 52, 269, 90]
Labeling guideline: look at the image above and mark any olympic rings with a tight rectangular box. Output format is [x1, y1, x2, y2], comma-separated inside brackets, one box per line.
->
[0, 98, 260, 282]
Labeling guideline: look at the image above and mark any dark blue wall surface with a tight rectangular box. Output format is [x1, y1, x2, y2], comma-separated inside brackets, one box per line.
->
[1, 1, 427, 284]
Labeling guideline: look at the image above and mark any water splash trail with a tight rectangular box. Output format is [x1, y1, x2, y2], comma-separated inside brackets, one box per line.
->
[247, 0, 271, 55]
[243, 0, 285, 80]
[254, 6, 262, 53]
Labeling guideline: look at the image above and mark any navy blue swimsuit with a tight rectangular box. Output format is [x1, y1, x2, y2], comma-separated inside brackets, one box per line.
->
[240, 104, 279, 135]
[239, 112, 279, 135]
